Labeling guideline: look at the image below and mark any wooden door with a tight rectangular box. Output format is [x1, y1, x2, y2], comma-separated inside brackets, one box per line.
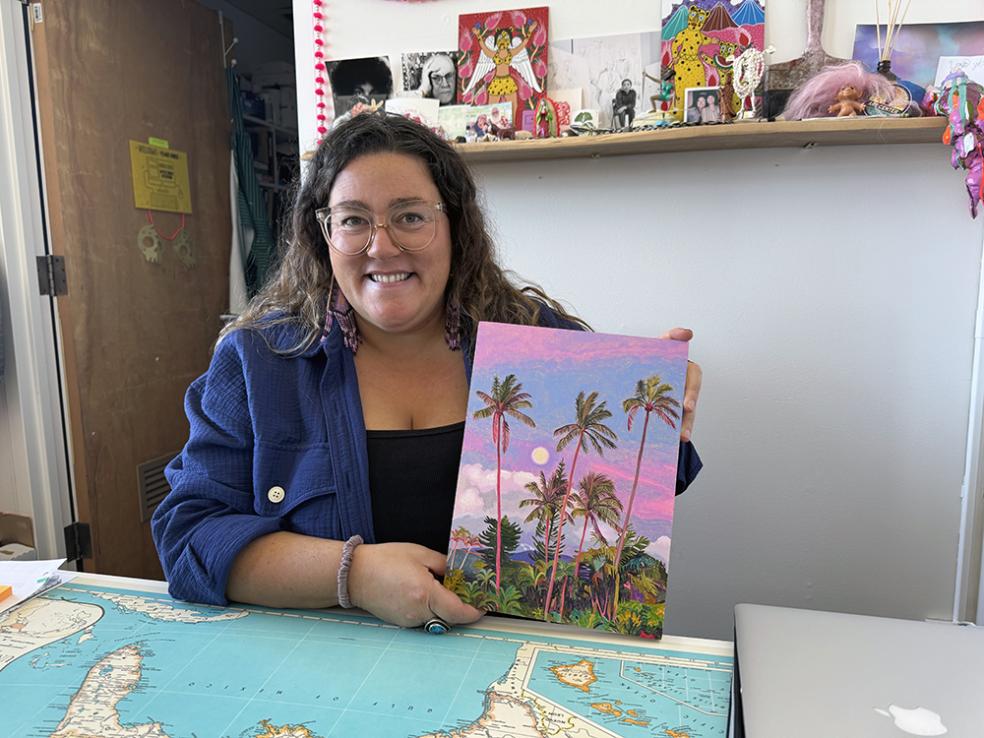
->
[30, 1, 232, 578]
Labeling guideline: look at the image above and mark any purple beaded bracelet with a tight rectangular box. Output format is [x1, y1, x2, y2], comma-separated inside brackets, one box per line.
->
[336, 534, 363, 609]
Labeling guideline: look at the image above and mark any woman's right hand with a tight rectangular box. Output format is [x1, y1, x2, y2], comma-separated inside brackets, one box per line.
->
[347, 542, 483, 628]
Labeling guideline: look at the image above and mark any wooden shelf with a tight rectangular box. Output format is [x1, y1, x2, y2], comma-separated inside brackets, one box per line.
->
[454, 117, 946, 163]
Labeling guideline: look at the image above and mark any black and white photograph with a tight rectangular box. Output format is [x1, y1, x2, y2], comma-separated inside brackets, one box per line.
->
[327, 56, 394, 116]
[684, 86, 723, 124]
[401, 51, 460, 106]
[549, 32, 660, 129]
[613, 78, 637, 129]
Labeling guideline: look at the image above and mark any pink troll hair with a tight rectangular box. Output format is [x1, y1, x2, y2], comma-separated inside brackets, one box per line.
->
[782, 62, 895, 120]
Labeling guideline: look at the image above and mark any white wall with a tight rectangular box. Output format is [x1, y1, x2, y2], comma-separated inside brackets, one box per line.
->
[294, 0, 984, 639]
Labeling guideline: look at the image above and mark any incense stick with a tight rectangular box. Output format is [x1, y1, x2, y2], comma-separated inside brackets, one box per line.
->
[875, 0, 883, 61]
[884, 0, 899, 61]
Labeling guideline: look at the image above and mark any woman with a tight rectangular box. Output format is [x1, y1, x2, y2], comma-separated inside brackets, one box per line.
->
[152, 113, 702, 631]
[418, 53, 457, 106]
[613, 78, 636, 129]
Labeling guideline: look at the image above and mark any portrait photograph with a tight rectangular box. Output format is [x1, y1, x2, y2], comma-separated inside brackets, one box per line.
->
[401, 51, 461, 106]
[684, 86, 722, 124]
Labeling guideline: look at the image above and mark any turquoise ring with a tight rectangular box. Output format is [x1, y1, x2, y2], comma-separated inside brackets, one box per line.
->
[424, 616, 450, 635]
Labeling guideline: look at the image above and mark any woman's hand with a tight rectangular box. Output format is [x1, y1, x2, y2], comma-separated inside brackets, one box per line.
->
[660, 327, 701, 443]
[347, 542, 483, 628]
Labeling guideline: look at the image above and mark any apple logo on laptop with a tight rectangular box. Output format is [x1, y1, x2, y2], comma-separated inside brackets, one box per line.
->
[875, 705, 947, 735]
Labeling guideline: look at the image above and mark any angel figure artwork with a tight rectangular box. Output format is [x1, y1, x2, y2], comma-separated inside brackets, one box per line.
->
[459, 7, 549, 130]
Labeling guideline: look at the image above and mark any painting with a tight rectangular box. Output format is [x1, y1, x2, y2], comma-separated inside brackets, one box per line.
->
[445, 323, 688, 639]
[550, 32, 661, 130]
[458, 7, 549, 130]
[853, 21, 984, 89]
[660, 0, 766, 121]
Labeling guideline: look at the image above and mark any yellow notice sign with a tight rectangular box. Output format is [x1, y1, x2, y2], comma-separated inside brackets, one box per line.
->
[129, 141, 192, 214]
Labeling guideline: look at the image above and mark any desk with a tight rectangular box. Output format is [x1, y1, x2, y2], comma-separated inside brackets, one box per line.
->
[1, 573, 733, 737]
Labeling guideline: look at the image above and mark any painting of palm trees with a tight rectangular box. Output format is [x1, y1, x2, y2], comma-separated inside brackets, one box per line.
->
[446, 322, 688, 638]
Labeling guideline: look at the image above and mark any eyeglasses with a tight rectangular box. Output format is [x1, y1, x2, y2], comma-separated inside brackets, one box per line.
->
[315, 201, 446, 256]
[429, 72, 455, 86]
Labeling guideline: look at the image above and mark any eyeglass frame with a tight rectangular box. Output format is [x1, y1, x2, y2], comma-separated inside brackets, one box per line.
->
[315, 201, 447, 256]
[428, 71, 456, 87]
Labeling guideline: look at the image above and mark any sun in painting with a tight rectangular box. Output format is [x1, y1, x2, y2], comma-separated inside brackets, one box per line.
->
[531, 446, 549, 465]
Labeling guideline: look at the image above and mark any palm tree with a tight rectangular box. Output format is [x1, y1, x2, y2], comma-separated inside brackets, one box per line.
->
[568, 472, 622, 618]
[519, 460, 569, 575]
[473, 374, 536, 593]
[543, 391, 618, 616]
[448, 526, 471, 568]
[474, 566, 496, 594]
[612, 376, 679, 614]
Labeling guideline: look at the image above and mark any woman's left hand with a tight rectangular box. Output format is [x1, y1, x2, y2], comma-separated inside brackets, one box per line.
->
[660, 327, 701, 443]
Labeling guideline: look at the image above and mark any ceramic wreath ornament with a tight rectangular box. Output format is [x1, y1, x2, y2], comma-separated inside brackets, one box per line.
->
[936, 70, 984, 218]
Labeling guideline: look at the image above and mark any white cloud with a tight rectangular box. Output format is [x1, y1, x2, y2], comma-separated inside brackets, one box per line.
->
[456, 463, 538, 522]
[647, 535, 672, 564]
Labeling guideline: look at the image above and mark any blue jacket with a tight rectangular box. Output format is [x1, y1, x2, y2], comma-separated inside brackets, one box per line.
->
[152, 310, 702, 605]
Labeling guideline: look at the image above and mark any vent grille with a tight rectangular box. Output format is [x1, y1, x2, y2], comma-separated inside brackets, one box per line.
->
[137, 453, 177, 522]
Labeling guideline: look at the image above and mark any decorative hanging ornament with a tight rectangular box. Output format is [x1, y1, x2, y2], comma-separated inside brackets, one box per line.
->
[313, 0, 331, 144]
[172, 230, 197, 268]
[935, 70, 984, 218]
[139, 211, 195, 266]
[136, 224, 163, 263]
[733, 47, 770, 120]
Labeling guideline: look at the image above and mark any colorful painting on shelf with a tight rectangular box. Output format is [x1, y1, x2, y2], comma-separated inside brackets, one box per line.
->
[458, 7, 549, 131]
[852, 21, 984, 90]
[445, 322, 688, 639]
[659, 0, 766, 120]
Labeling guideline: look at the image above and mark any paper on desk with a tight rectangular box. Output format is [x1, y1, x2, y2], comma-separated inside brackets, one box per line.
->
[935, 55, 984, 88]
[0, 558, 76, 614]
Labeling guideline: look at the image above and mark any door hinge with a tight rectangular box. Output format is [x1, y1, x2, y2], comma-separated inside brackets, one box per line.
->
[36, 254, 67, 296]
[63, 522, 92, 561]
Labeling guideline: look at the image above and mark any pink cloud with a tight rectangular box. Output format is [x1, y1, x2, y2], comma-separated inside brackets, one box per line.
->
[474, 322, 688, 368]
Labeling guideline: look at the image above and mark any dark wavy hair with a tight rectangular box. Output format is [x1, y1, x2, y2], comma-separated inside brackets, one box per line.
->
[223, 113, 586, 352]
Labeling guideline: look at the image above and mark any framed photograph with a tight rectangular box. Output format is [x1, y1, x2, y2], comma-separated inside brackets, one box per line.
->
[327, 56, 393, 117]
[684, 86, 722, 124]
[400, 51, 461, 105]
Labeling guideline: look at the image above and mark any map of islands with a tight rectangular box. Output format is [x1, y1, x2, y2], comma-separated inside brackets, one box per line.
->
[1, 581, 732, 737]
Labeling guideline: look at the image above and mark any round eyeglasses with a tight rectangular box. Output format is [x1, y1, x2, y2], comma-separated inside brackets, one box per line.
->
[315, 201, 446, 256]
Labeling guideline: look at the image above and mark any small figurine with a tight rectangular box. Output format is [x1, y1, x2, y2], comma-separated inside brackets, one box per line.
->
[644, 68, 675, 113]
[534, 97, 559, 138]
[828, 85, 865, 117]
[784, 61, 893, 120]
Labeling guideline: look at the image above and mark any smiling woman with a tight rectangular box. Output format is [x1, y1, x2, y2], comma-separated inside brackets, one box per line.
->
[150, 112, 703, 633]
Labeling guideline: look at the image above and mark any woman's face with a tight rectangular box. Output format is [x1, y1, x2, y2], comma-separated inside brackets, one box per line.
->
[327, 152, 452, 337]
[427, 56, 456, 104]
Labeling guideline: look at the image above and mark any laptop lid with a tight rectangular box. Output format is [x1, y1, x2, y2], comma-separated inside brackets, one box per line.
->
[734, 603, 984, 737]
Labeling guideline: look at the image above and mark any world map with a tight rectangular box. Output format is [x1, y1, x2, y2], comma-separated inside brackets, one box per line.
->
[0, 580, 732, 737]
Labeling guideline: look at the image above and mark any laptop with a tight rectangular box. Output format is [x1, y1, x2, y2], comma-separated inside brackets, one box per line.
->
[732, 603, 984, 737]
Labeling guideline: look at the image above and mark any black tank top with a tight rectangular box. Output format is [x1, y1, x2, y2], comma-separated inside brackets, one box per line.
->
[365, 421, 465, 554]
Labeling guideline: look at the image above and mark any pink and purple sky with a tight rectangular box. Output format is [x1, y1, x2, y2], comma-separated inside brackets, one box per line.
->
[453, 322, 688, 564]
